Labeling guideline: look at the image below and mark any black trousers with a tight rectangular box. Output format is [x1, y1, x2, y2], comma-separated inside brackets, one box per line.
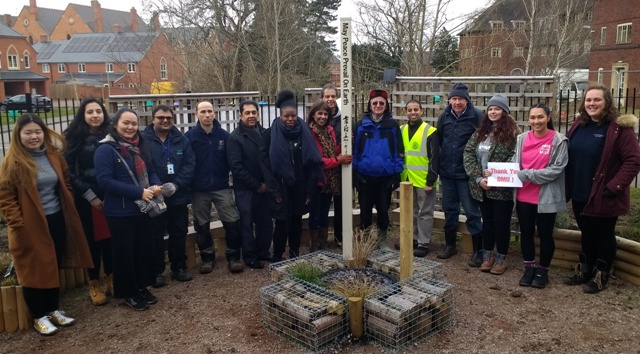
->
[273, 216, 303, 259]
[572, 201, 618, 270]
[517, 201, 556, 267]
[358, 175, 392, 231]
[76, 197, 112, 280]
[332, 194, 343, 242]
[479, 197, 514, 255]
[151, 204, 188, 273]
[107, 215, 155, 298]
[22, 211, 66, 318]
[235, 189, 273, 263]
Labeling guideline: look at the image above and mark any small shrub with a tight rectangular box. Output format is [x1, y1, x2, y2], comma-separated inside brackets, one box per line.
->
[554, 211, 573, 229]
[286, 261, 326, 287]
[352, 227, 378, 268]
[618, 226, 640, 243]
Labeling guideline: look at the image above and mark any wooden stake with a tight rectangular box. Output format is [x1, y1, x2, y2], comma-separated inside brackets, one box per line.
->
[65, 269, 76, 290]
[348, 296, 364, 338]
[399, 182, 413, 280]
[74, 268, 85, 286]
[185, 234, 196, 269]
[0, 286, 4, 332]
[15, 286, 29, 330]
[1, 286, 18, 332]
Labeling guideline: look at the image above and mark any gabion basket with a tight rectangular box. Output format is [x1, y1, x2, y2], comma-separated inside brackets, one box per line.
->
[269, 250, 347, 282]
[260, 278, 349, 352]
[364, 274, 454, 352]
[367, 248, 444, 279]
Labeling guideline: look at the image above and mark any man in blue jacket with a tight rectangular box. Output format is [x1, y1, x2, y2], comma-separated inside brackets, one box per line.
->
[142, 105, 195, 286]
[353, 89, 404, 248]
[436, 83, 483, 266]
[185, 101, 243, 274]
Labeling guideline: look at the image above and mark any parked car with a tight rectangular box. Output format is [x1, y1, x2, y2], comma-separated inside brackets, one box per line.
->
[0, 94, 53, 113]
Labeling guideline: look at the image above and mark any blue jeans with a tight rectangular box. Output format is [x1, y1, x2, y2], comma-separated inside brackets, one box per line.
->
[309, 190, 333, 230]
[440, 177, 482, 236]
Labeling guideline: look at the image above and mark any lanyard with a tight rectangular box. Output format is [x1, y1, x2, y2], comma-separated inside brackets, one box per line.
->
[162, 137, 171, 162]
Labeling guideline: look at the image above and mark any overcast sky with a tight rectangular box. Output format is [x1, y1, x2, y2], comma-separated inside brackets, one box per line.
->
[1, 0, 488, 37]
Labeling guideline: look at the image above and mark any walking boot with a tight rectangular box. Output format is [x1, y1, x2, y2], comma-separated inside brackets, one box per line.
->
[88, 280, 107, 306]
[437, 230, 458, 259]
[564, 253, 592, 285]
[319, 227, 330, 250]
[309, 229, 320, 252]
[468, 235, 483, 267]
[583, 259, 610, 294]
[490, 253, 507, 275]
[531, 268, 549, 289]
[480, 251, 494, 272]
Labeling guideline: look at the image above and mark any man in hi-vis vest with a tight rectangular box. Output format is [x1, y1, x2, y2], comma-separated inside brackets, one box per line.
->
[395, 100, 439, 257]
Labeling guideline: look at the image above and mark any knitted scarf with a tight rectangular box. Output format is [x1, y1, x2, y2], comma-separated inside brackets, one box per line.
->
[270, 117, 324, 186]
[117, 135, 150, 188]
[310, 122, 340, 195]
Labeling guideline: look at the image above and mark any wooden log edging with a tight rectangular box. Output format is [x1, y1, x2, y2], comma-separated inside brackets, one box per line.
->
[538, 229, 640, 286]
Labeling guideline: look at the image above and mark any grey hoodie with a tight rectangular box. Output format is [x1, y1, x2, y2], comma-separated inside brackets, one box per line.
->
[513, 130, 569, 213]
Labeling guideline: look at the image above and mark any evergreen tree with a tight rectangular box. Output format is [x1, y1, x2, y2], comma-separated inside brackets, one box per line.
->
[431, 28, 459, 75]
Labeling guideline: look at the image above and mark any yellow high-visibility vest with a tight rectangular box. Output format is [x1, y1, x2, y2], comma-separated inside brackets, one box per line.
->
[401, 121, 436, 188]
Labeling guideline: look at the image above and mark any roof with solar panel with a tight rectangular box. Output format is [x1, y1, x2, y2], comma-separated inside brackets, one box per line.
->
[33, 32, 160, 63]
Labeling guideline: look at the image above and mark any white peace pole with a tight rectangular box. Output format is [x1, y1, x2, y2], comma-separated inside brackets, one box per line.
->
[340, 18, 354, 259]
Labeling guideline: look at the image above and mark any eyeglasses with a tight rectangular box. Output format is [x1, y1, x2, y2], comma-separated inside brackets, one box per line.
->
[371, 101, 386, 106]
[154, 116, 173, 121]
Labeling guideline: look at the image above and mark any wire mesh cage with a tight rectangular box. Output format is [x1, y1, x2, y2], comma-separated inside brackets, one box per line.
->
[364, 274, 455, 351]
[269, 250, 347, 282]
[367, 248, 445, 279]
[260, 278, 349, 352]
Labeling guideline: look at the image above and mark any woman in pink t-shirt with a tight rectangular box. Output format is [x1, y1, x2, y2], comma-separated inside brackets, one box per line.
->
[513, 104, 569, 288]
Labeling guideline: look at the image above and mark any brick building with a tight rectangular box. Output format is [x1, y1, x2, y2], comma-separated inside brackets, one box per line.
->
[589, 0, 640, 96]
[0, 22, 47, 101]
[33, 30, 181, 98]
[458, 0, 592, 76]
[12, 0, 147, 44]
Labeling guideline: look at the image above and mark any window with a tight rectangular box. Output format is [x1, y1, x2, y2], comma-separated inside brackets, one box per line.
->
[8, 54, 18, 69]
[129, 83, 135, 88]
[127, 63, 136, 73]
[571, 41, 580, 54]
[597, 68, 603, 84]
[58, 64, 66, 73]
[118, 84, 125, 88]
[23, 54, 30, 69]
[617, 23, 632, 44]
[587, 11, 593, 21]
[512, 21, 526, 31]
[490, 21, 503, 33]
[584, 39, 591, 53]
[160, 58, 167, 80]
[512, 47, 524, 57]
[78, 63, 86, 72]
[491, 47, 502, 58]
[106, 63, 113, 73]
[600, 27, 606, 45]
[42, 63, 50, 73]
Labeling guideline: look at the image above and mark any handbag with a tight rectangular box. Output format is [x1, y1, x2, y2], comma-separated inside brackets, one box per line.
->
[110, 147, 167, 217]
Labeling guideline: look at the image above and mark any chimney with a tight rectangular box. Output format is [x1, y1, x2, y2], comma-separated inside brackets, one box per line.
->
[39, 34, 48, 42]
[151, 11, 160, 32]
[130, 7, 138, 32]
[112, 23, 121, 34]
[29, 0, 38, 19]
[3, 14, 11, 26]
[91, 0, 103, 33]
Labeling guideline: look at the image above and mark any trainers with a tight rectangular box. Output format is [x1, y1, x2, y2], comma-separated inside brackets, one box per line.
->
[531, 268, 549, 288]
[138, 288, 158, 305]
[228, 260, 245, 273]
[171, 269, 193, 282]
[152, 273, 166, 288]
[123, 295, 149, 311]
[48, 310, 75, 327]
[33, 316, 58, 336]
[519, 268, 536, 287]
[414, 246, 429, 257]
[199, 261, 214, 274]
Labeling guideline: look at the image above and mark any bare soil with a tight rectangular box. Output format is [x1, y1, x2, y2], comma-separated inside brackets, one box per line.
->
[1, 229, 640, 354]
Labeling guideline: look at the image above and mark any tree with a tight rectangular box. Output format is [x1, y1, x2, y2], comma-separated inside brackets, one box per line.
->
[431, 28, 459, 75]
[352, 43, 402, 91]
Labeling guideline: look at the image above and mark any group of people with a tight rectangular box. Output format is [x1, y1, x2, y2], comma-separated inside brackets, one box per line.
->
[0, 82, 638, 336]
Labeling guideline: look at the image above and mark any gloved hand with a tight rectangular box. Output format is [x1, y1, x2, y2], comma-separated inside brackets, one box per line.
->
[602, 187, 616, 199]
[389, 174, 401, 191]
[162, 183, 177, 197]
